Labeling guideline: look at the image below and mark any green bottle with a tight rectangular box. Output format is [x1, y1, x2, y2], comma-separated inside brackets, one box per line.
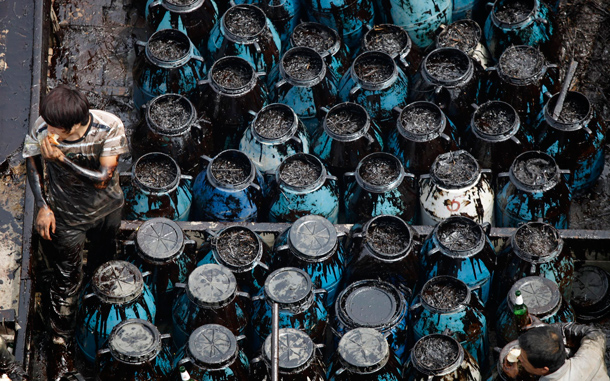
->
[179, 365, 193, 381]
[513, 290, 529, 331]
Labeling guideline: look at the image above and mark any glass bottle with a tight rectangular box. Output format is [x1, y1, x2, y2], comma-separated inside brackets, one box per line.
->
[513, 290, 529, 331]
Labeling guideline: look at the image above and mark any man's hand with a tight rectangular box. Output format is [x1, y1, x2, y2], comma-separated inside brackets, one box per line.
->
[36, 206, 56, 240]
[502, 358, 519, 379]
[40, 136, 65, 163]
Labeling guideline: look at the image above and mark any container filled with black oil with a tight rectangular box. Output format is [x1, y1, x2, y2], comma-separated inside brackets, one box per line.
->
[420, 216, 497, 306]
[196, 56, 268, 151]
[404, 333, 482, 381]
[496, 151, 572, 228]
[191, 149, 265, 222]
[361, 23, 422, 77]
[346, 214, 419, 293]
[121, 152, 193, 221]
[198, 225, 272, 295]
[266, 153, 340, 223]
[239, 103, 310, 175]
[387, 101, 459, 176]
[436, 19, 492, 69]
[312, 102, 384, 180]
[571, 265, 610, 322]
[131, 93, 214, 176]
[464, 100, 534, 173]
[290, 22, 351, 84]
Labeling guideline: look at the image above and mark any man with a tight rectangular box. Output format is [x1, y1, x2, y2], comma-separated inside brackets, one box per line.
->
[23, 85, 128, 379]
[504, 323, 609, 380]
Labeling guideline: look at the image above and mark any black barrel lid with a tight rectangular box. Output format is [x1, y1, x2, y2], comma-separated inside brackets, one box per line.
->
[411, 334, 464, 376]
[188, 324, 238, 369]
[263, 328, 314, 371]
[264, 267, 313, 310]
[434, 216, 486, 257]
[288, 215, 337, 261]
[136, 218, 184, 264]
[571, 266, 610, 321]
[336, 279, 405, 329]
[430, 150, 480, 189]
[108, 319, 161, 364]
[92, 260, 144, 304]
[508, 276, 561, 316]
[186, 264, 237, 308]
[421, 276, 470, 312]
[338, 328, 389, 373]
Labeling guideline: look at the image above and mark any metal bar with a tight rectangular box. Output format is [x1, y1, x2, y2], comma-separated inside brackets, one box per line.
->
[271, 302, 280, 381]
[552, 60, 579, 119]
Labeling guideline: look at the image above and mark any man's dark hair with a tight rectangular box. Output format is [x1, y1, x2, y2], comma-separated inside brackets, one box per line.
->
[519, 326, 566, 373]
[40, 85, 90, 131]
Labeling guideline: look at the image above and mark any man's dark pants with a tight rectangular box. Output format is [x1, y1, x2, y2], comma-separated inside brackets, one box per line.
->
[44, 208, 121, 337]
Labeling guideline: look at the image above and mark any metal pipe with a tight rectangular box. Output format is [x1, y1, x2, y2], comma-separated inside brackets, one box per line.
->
[271, 302, 280, 381]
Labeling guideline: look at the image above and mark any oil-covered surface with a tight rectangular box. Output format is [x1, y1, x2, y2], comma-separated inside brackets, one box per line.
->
[283, 50, 323, 81]
[189, 324, 237, 366]
[148, 96, 191, 129]
[366, 218, 410, 254]
[364, 26, 408, 56]
[512, 156, 558, 187]
[400, 104, 442, 134]
[211, 63, 252, 89]
[148, 37, 188, 61]
[425, 49, 469, 80]
[437, 219, 481, 251]
[359, 156, 400, 186]
[494, 0, 533, 24]
[354, 55, 394, 83]
[437, 21, 479, 52]
[109, 320, 157, 360]
[279, 156, 321, 187]
[225, 6, 265, 38]
[422, 279, 468, 310]
[135, 156, 177, 188]
[432, 151, 479, 186]
[265, 268, 310, 304]
[498, 46, 543, 80]
[474, 103, 516, 135]
[337, 328, 388, 368]
[326, 107, 367, 135]
[291, 23, 335, 54]
[412, 335, 459, 370]
[187, 264, 237, 306]
[254, 106, 293, 139]
[211, 157, 250, 185]
[514, 224, 558, 257]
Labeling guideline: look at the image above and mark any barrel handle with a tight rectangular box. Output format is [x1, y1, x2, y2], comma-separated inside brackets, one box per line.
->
[471, 103, 479, 111]
[177, 358, 191, 366]
[275, 79, 288, 89]
[175, 282, 187, 290]
[320, 106, 330, 115]
[530, 263, 537, 275]
[349, 83, 362, 99]
[314, 288, 328, 305]
[122, 240, 136, 256]
[141, 271, 152, 278]
[135, 40, 146, 56]
[148, 0, 162, 10]
[330, 326, 343, 338]
[236, 335, 247, 342]
[256, 71, 266, 79]
[439, 132, 452, 145]
[199, 154, 213, 169]
[251, 356, 263, 364]
[480, 168, 493, 182]
[184, 239, 197, 251]
[197, 79, 209, 87]
[343, 172, 355, 184]
[399, 54, 410, 69]
[252, 295, 265, 303]
[393, 106, 403, 116]
[160, 333, 171, 341]
[534, 17, 549, 25]
[315, 343, 325, 351]
[335, 368, 346, 375]
[544, 91, 554, 100]
[253, 41, 262, 54]
[236, 291, 251, 300]
[192, 55, 206, 64]
[559, 169, 571, 183]
[276, 244, 289, 253]
[482, 221, 492, 236]
[254, 260, 270, 271]
[364, 132, 376, 147]
[364, 24, 373, 31]
[486, 2, 494, 9]
[326, 172, 338, 182]
[249, 182, 261, 192]
[510, 135, 522, 145]
[289, 136, 304, 152]
[485, 66, 497, 72]
[180, 174, 193, 185]
[583, 126, 593, 135]
[403, 172, 417, 190]
[427, 247, 440, 256]
[229, 0, 236, 5]
[543, 63, 558, 76]
[83, 293, 96, 301]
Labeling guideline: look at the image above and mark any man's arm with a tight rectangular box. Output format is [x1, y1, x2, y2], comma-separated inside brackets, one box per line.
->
[26, 156, 55, 240]
[40, 136, 119, 189]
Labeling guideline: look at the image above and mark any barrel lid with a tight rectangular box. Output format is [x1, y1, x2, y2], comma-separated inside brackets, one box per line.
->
[508, 276, 561, 316]
[92, 261, 144, 304]
[430, 150, 480, 189]
[188, 324, 237, 368]
[136, 218, 184, 264]
[571, 266, 610, 321]
[108, 319, 161, 364]
[509, 151, 560, 192]
[434, 216, 486, 257]
[263, 328, 314, 371]
[363, 215, 413, 260]
[264, 267, 313, 309]
[213, 226, 262, 272]
[288, 215, 337, 261]
[512, 222, 562, 264]
[421, 276, 470, 312]
[338, 328, 389, 373]
[186, 264, 237, 308]
[411, 334, 464, 376]
[336, 279, 405, 329]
